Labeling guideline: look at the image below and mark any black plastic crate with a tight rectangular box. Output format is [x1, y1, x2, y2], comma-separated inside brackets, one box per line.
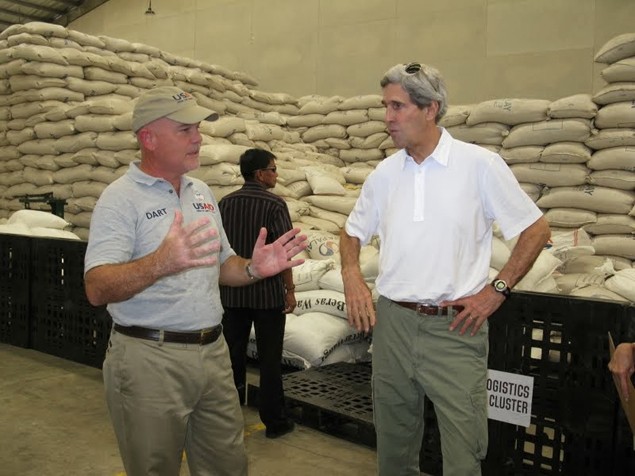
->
[0, 234, 31, 347]
[613, 413, 635, 473]
[29, 237, 110, 368]
[483, 292, 634, 476]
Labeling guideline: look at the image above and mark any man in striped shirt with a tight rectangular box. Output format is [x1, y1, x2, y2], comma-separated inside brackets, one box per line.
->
[219, 148, 297, 439]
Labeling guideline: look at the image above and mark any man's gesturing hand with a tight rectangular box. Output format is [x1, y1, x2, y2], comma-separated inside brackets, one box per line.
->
[249, 227, 307, 278]
[155, 211, 220, 276]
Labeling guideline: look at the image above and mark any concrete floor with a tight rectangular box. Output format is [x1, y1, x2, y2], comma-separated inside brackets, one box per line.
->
[0, 343, 377, 476]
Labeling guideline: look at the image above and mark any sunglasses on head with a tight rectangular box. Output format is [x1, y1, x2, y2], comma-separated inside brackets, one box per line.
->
[405, 62, 422, 74]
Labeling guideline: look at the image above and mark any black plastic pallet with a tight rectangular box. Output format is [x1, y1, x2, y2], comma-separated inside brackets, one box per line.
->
[247, 362, 376, 447]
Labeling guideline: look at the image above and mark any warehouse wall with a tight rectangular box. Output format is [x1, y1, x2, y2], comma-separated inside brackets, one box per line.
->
[65, 0, 635, 103]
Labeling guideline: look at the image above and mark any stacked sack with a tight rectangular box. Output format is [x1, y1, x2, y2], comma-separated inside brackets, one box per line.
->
[246, 287, 372, 370]
[289, 94, 388, 166]
[0, 21, 305, 239]
[0, 22, 366, 240]
[246, 231, 378, 369]
[582, 33, 635, 264]
[0, 22, 633, 304]
[404, 93, 633, 299]
[277, 94, 384, 234]
[556, 32, 635, 301]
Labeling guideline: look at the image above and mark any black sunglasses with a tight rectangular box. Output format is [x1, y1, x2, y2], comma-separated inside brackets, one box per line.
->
[405, 62, 422, 74]
[259, 166, 277, 173]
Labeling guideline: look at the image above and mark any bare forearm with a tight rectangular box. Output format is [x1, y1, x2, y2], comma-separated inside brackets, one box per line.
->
[219, 255, 253, 286]
[497, 216, 551, 288]
[339, 230, 363, 279]
[85, 253, 163, 306]
[340, 229, 375, 331]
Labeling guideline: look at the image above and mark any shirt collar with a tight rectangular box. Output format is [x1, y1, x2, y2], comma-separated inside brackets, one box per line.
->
[127, 161, 194, 190]
[400, 127, 452, 169]
[242, 180, 267, 191]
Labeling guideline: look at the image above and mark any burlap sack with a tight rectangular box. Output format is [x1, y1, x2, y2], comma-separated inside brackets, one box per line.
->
[594, 33, 635, 64]
[536, 185, 634, 214]
[588, 146, 635, 170]
[548, 94, 597, 119]
[540, 142, 592, 164]
[601, 57, 635, 83]
[585, 129, 635, 150]
[466, 99, 550, 126]
[594, 101, 635, 128]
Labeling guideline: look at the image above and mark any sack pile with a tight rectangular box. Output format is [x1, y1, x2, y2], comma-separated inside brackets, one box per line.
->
[0, 22, 632, 304]
[246, 233, 376, 369]
[0, 21, 305, 238]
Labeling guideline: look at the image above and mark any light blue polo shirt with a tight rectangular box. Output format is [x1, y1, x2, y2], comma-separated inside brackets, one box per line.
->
[85, 161, 235, 331]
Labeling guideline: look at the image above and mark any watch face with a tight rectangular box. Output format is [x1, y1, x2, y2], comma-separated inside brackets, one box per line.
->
[494, 280, 507, 291]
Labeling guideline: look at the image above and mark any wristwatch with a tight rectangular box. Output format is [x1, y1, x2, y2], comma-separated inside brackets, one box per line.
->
[491, 279, 511, 299]
[245, 262, 260, 281]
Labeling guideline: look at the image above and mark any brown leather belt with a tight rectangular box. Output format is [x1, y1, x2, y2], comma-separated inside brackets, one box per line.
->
[113, 323, 223, 345]
[392, 300, 464, 316]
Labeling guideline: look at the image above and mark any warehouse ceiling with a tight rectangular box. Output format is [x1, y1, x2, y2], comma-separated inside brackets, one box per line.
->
[0, 0, 109, 35]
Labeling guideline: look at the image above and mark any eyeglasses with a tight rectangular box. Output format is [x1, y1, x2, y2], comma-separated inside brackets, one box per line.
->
[405, 62, 422, 74]
[259, 166, 277, 173]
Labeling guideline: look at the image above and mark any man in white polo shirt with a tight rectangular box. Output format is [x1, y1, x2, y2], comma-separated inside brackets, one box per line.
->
[340, 63, 550, 475]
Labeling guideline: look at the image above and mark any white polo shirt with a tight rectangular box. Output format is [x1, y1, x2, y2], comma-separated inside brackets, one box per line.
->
[345, 128, 542, 304]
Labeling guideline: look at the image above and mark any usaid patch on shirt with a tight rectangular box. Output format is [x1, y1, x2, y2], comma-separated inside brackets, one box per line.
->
[192, 188, 216, 213]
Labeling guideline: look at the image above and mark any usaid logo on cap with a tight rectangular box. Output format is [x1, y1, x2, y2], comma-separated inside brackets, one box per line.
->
[173, 91, 193, 103]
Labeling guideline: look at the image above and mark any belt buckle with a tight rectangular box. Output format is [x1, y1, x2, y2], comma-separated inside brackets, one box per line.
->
[415, 303, 433, 316]
[200, 326, 218, 344]
[415, 303, 439, 316]
[200, 328, 212, 343]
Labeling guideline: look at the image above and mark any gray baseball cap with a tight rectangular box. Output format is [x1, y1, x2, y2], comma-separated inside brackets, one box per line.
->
[132, 86, 219, 132]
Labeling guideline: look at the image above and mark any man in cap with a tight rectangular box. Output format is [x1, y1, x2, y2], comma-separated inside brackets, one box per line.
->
[220, 148, 296, 439]
[84, 86, 307, 476]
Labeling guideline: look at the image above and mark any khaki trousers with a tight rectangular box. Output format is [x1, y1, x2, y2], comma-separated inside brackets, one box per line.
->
[103, 329, 248, 476]
[373, 296, 489, 476]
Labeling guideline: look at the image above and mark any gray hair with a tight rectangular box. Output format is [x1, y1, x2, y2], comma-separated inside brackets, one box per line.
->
[380, 62, 448, 122]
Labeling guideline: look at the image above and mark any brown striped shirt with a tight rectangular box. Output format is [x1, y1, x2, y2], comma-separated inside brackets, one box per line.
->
[219, 181, 293, 309]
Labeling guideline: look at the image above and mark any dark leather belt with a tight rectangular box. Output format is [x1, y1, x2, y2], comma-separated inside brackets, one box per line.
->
[392, 300, 464, 316]
[113, 323, 223, 345]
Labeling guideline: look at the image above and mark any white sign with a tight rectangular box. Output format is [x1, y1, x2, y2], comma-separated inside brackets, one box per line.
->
[486, 369, 534, 427]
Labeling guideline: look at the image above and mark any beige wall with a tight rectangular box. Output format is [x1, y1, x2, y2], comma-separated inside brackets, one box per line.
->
[69, 0, 635, 104]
